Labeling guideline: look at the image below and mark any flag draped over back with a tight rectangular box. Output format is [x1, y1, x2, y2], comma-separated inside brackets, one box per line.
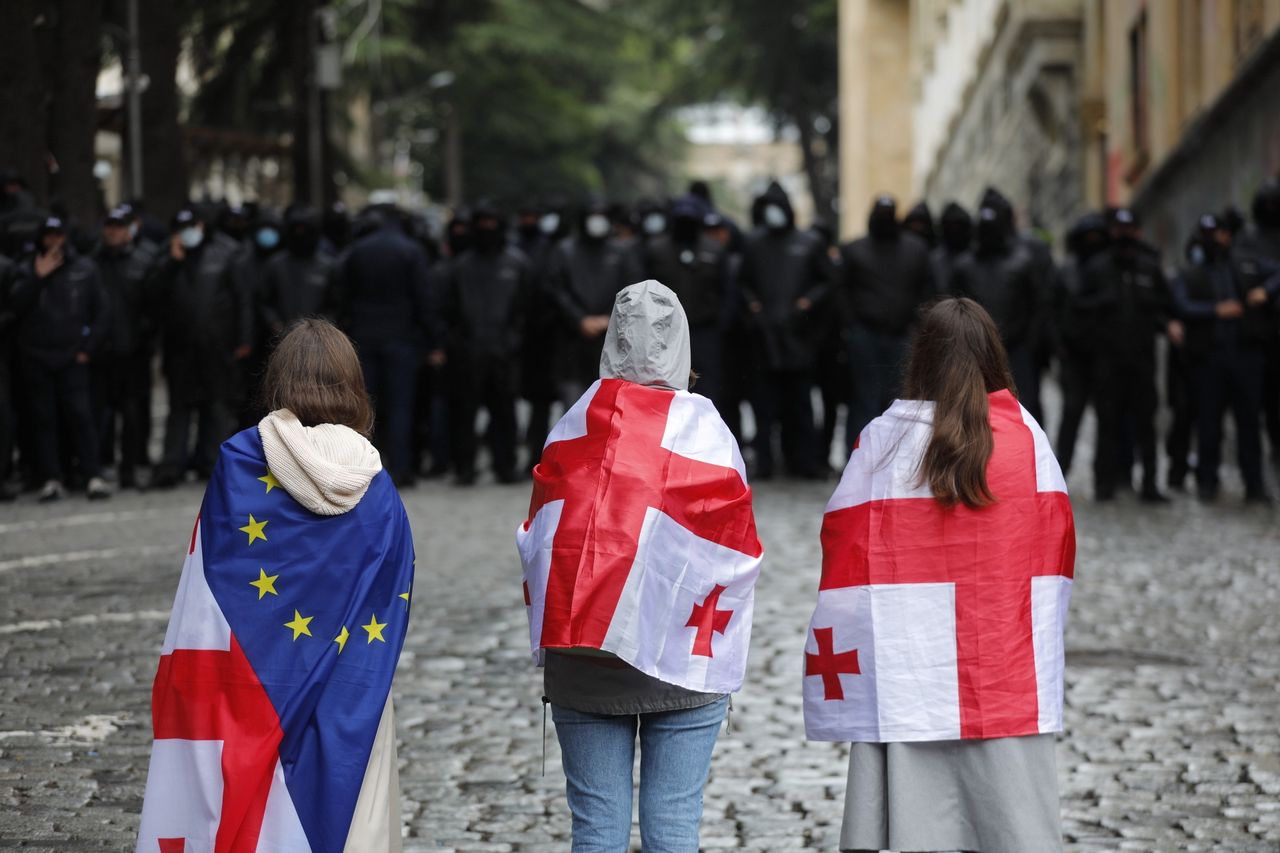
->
[804, 390, 1075, 743]
[136, 427, 415, 852]
[517, 379, 763, 693]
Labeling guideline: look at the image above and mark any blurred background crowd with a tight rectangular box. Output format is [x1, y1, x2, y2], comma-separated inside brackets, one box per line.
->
[1, 0, 1279, 505]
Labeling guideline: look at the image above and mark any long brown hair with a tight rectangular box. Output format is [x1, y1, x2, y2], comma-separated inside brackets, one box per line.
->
[900, 297, 1016, 509]
[261, 318, 375, 437]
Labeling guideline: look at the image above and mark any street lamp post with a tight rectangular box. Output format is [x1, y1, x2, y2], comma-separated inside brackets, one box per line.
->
[126, 0, 143, 201]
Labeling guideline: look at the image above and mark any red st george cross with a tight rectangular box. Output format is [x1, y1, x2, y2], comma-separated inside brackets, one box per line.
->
[813, 391, 1075, 738]
[151, 521, 283, 852]
[805, 626, 860, 700]
[525, 379, 761, 656]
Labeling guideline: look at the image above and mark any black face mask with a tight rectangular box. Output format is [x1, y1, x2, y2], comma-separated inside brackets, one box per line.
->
[447, 229, 471, 256]
[518, 222, 540, 242]
[474, 227, 504, 254]
[940, 223, 971, 253]
[671, 216, 699, 245]
[975, 218, 1006, 254]
[287, 228, 319, 257]
[868, 207, 898, 241]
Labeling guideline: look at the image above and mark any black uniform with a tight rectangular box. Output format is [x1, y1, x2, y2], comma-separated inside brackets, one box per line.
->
[1171, 243, 1279, 499]
[93, 239, 156, 485]
[931, 202, 972, 294]
[546, 221, 643, 401]
[1235, 180, 1280, 460]
[443, 240, 531, 483]
[515, 217, 563, 471]
[951, 214, 1043, 419]
[0, 254, 18, 496]
[10, 249, 111, 486]
[149, 232, 249, 482]
[738, 183, 830, 478]
[645, 225, 729, 407]
[331, 214, 437, 485]
[839, 202, 935, 446]
[259, 235, 335, 334]
[1052, 215, 1108, 477]
[1077, 240, 1169, 499]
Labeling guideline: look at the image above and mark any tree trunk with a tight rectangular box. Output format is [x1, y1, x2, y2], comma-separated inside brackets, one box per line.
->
[0, 0, 49, 202]
[138, 0, 186, 220]
[47, 0, 104, 228]
[289, 0, 317, 204]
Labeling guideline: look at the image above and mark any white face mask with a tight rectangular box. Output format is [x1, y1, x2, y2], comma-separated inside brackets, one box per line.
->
[642, 212, 667, 235]
[539, 212, 561, 235]
[179, 226, 204, 249]
[585, 214, 612, 239]
[128, 222, 139, 240]
[763, 204, 788, 229]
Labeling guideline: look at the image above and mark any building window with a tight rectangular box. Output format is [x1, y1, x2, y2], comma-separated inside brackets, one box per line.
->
[1235, 0, 1266, 61]
[1128, 12, 1150, 165]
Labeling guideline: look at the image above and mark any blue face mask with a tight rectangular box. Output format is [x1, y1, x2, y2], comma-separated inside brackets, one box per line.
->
[255, 227, 280, 250]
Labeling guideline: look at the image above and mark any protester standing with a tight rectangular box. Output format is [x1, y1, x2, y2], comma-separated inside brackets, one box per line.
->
[136, 318, 413, 850]
[519, 281, 762, 853]
[806, 298, 1074, 853]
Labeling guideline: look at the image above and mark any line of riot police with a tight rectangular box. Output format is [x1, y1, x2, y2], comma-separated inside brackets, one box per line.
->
[2, 170, 1278, 504]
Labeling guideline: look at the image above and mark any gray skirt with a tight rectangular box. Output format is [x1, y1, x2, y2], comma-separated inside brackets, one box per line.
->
[840, 734, 1062, 853]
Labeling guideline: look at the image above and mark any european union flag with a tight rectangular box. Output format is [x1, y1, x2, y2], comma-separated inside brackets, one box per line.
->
[137, 426, 415, 851]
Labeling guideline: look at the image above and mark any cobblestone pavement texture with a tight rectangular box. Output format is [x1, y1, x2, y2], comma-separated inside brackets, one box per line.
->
[1, 454, 1278, 851]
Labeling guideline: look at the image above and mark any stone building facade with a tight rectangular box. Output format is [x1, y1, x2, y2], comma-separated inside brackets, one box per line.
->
[837, 0, 1280, 253]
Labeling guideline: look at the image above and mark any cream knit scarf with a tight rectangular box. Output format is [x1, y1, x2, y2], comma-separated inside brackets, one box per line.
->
[257, 409, 382, 516]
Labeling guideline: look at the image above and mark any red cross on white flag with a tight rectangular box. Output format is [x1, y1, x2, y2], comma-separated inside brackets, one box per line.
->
[803, 390, 1076, 743]
[517, 379, 763, 693]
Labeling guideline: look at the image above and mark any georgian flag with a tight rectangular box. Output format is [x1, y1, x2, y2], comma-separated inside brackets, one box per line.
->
[803, 390, 1076, 743]
[516, 379, 763, 693]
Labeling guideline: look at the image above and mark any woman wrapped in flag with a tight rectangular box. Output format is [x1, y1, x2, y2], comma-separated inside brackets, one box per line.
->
[137, 318, 415, 852]
[517, 280, 764, 851]
[804, 298, 1076, 853]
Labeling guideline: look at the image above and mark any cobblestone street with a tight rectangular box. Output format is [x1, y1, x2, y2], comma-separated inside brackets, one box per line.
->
[1, 459, 1278, 851]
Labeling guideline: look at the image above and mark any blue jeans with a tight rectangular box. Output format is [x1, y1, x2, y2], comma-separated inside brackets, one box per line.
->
[552, 697, 728, 852]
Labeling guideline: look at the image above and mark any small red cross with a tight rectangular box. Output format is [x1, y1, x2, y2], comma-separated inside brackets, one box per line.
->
[526, 380, 761, 651]
[805, 626, 861, 700]
[151, 637, 282, 851]
[686, 585, 734, 657]
[820, 390, 1075, 738]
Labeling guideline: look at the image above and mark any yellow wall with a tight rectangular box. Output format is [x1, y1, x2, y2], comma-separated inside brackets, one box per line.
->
[1095, 0, 1280, 205]
[838, 0, 915, 240]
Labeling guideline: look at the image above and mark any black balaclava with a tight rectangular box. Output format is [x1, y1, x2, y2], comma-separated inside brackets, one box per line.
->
[323, 202, 351, 250]
[980, 187, 1016, 235]
[1252, 179, 1280, 231]
[220, 205, 251, 243]
[1220, 205, 1246, 238]
[285, 207, 321, 257]
[974, 206, 1007, 255]
[516, 204, 541, 243]
[867, 195, 899, 241]
[902, 201, 935, 247]
[1069, 212, 1110, 262]
[938, 202, 972, 254]
[471, 202, 506, 254]
[446, 208, 472, 257]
